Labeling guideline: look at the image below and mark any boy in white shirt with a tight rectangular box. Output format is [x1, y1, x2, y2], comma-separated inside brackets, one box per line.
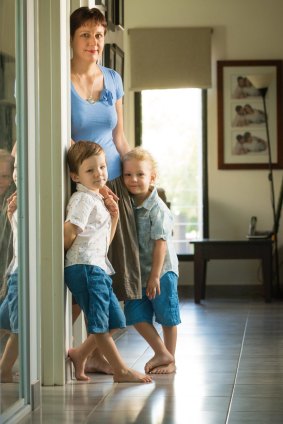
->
[64, 141, 151, 384]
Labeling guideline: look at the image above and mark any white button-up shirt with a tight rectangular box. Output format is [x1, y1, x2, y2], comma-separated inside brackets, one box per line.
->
[65, 183, 114, 275]
[6, 210, 18, 276]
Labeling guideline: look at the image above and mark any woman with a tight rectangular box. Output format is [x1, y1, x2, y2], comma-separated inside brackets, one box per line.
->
[70, 7, 141, 301]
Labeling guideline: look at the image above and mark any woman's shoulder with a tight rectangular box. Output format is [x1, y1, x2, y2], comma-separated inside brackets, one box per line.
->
[100, 65, 119, 77]
[100, 65, 122, 85]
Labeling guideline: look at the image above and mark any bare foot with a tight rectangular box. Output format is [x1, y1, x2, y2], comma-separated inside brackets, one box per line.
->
[144, 352, 174, 374]
[113, 369, 152, 383]
[68, 348, 90, 381]
[85, 351, 113, 375]
[149, 362, 176, 374]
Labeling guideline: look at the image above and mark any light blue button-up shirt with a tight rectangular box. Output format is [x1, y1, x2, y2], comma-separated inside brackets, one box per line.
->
[133, 187, 179, 287]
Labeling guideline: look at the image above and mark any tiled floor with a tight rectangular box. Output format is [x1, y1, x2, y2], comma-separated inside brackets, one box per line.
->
[18, 287, 283, 423]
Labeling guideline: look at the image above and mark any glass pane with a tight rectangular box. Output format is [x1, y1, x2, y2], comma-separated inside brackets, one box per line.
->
[141, 89, 203, 254]
[0, 0, 21, 414]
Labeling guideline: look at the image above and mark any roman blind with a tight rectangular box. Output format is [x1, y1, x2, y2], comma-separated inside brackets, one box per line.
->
[128, 27, 212, 91]
[0, 0, 15, 57]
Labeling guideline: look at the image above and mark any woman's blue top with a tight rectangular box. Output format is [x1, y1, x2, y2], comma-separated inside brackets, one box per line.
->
[71, 65, 124, 181]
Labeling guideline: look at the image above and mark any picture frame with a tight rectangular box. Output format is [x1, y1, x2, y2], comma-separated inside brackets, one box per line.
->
[103, 43, 115, 69]
[113, 0, 124, 29]
[104, 43, 124, 83]
[106, 0, 124, 30]
[217, 60, 283, 169]
[113, 44, 124, 83]
[106, 0, 115, 31]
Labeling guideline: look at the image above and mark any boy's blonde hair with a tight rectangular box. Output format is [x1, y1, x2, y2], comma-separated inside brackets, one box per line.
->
[122, 147, 158, 173]
[67, 141, 104, 174]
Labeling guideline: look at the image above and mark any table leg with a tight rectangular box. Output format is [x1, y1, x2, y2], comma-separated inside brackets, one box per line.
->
[194, 248, 206, 304]
[261, 249, 272, 302]
[201, 260, 207, 300]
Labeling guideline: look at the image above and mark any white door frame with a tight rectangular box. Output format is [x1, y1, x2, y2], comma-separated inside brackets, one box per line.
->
[37, 0, 70, 386]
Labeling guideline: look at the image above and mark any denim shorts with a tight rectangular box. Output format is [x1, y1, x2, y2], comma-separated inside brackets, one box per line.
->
[0, 272, 18, 333]
[124, 271, 181, 327]
[64, 264, 126, 333]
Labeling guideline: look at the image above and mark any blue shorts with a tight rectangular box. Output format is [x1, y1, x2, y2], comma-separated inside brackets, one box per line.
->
[0, 272, 18, 333]
[124, 271, 181, 327]
[64, 264, 126, 333]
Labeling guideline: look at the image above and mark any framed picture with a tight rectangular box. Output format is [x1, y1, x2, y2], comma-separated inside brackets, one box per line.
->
[106, 0, 115, 31]
[103, 43, 115, 69]
[217, 60, 283, 169]
[104, 43, 124, 83]
[113, 44, 124, 83]
[106, 0, 124, 30]
[113, 0, 124, 29]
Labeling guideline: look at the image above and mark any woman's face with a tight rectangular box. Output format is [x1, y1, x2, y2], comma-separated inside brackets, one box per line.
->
[71, 21, 105, 64]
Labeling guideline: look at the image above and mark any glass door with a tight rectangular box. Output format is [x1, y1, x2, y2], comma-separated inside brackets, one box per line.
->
[0, 0, 29, 421]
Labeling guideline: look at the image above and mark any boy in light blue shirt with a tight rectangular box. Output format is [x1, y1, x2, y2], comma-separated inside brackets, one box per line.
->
[123, 147, 181, 374]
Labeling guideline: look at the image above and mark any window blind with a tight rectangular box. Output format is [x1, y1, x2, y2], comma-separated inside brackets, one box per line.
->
[128, 27, 212, 91]
[0, 0, 15, 58]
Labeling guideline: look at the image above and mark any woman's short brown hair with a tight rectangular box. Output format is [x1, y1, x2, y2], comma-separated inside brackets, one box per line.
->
[70, 7, 107, 39]
[67, 141, 104, 174]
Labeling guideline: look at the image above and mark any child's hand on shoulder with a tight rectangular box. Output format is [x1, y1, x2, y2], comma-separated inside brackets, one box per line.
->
[100, 186, 119, 202]
[104, 195, 119, 219]
[146, 278, 161, 300]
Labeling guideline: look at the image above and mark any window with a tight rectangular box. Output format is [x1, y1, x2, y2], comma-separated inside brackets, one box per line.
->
[135, 89, 208, 255]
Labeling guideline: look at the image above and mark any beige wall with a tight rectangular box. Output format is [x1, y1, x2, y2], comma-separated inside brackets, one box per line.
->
[124, 0, 283, 286]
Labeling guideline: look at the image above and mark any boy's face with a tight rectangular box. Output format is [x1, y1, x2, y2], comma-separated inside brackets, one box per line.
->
[123, 159, 156, 201]
[0, 161, 13, 195]
[71, 153, 108, 192]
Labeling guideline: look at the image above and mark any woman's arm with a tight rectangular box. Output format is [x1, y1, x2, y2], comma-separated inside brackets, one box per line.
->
[112, 98, 131, 158]
[104, 196, 119, 243]
[110, 214, 119, 244]
[146, 239, 167, 300]
[64, 221, 79, 251]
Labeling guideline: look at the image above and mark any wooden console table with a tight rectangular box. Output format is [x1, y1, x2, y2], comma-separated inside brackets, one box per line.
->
[191, 239, 273, 304]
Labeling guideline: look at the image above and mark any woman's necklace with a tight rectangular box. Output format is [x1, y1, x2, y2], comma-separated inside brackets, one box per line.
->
[86, 78, 96, 104]
[73, 72, 96, 104]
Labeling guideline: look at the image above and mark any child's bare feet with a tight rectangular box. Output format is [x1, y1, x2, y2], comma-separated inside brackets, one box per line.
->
[149, 361, 176, 374]
[144, 352, 174, 374]
[113, 368, 152, 383]
[68, 348, 90, 381]
[85, 350, 113, 375]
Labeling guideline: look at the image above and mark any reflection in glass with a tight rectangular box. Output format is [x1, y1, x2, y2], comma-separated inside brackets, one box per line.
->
[0, 0, 20, 415]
